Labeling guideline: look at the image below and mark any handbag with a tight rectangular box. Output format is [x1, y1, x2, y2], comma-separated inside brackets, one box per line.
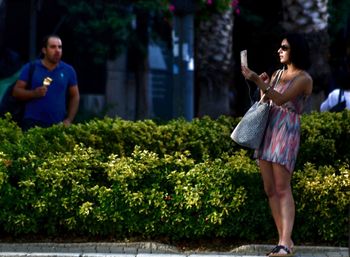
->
[230, 69, 283, 149]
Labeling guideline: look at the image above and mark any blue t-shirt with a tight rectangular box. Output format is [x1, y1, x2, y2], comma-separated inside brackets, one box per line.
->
[19, 59, 78, 125]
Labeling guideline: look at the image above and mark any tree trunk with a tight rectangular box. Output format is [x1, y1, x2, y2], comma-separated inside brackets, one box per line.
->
[0, 0, 6, 49]
[196, 9, 234, 118]
[197, 72, 231, 118]
[29, 0, 39, 60]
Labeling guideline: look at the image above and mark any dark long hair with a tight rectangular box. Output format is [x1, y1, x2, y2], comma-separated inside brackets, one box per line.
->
[283, 33, 311, 70]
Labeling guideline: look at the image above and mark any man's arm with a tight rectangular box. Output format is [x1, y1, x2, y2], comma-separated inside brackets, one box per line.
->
[13, 80, 47, 100]
[63, 85, 80, 126]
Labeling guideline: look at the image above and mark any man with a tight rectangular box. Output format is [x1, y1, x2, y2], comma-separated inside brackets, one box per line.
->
[13, 34, 80, 130]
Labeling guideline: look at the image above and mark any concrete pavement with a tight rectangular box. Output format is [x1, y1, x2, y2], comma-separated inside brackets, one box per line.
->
[0, 242, 348, 257]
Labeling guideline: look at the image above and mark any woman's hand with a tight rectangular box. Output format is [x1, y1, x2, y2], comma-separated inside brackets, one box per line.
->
[241, 66, 260, 83]
[259, 72, 270, 84]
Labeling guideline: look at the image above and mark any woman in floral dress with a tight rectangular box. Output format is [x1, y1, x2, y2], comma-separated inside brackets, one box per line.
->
[241, 33, 313, 257]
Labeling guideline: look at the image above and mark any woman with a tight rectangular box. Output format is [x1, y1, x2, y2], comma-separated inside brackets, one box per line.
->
[241, 33, 313, 256]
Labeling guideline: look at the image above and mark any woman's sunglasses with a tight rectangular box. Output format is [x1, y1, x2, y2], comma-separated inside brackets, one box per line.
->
[280, 45, 290, 51]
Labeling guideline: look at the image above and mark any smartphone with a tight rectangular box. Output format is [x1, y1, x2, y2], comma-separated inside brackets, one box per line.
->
[240, 50, 248, 67]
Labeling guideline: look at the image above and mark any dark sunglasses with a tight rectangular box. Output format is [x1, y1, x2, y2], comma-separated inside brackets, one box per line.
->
[280, 45, 290, 51]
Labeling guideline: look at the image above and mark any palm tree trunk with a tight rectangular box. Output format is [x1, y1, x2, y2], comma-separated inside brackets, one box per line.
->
[195, 9, 234, 118]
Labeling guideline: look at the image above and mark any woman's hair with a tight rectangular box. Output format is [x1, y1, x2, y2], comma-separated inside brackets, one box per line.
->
[282, 33, 311, 70]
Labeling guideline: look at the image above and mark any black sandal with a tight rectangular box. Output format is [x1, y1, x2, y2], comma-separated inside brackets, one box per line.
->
[266, 245, 279, 256]
[268, 244, 294, 256]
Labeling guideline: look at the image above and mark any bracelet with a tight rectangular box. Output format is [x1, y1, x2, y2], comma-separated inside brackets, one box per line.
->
[263, 85, 272, 94]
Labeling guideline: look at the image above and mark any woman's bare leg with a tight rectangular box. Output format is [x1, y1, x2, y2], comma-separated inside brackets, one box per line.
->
[272, 163, 294, 250]
[259, 160, 282, 242]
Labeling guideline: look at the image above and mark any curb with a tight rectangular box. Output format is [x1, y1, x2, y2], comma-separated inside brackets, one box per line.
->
[0, 242, 348, 257]
[0, 242, 178, 255]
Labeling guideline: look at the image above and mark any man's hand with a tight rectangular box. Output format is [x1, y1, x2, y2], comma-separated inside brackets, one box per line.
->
[62, 118, 72, 127]
[33, 85, 48, 98]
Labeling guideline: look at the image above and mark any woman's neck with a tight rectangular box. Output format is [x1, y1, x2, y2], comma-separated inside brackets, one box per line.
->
[285, 63, 301, 74]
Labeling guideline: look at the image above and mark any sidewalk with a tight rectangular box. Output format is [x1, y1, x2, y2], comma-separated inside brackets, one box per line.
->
[0, 242, 348, 257]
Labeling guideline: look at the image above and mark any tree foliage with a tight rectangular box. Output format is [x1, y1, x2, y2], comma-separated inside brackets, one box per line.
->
[56, 0, 237, 64]
[57, 0, 131, 63]
[56, 0, 348, 65]
[328, 0, 350, 35]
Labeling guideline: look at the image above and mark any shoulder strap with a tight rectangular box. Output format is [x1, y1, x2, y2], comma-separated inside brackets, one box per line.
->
[26, 61, 36, 89]
[273, 69, 284, 89]
[337, 89, 344, 104]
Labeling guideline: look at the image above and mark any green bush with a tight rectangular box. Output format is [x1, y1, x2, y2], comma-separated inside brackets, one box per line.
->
[293, 163, 350, 245]
[297, 110, 350, 169]
[0, 111, 348, 245]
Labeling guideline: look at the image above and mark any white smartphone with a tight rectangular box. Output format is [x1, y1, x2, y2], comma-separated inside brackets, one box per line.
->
[240, 50, 248, 67]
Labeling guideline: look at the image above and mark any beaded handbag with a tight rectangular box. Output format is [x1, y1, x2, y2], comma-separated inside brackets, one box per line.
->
[231, 69, 283, 149]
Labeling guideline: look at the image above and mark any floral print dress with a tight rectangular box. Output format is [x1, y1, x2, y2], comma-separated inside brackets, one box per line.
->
[254, 74, 309, 173]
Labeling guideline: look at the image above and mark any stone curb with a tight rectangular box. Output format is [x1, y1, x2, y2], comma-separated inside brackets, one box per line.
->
[0, 243, 348, 257]
[0, 243, 178, 255]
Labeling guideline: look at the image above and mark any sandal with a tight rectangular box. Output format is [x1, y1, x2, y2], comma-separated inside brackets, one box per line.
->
[268, 244, 295, 256]
[266, 245, 279, 256]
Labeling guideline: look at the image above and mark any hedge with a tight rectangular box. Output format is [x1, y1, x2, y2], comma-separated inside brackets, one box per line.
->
[0, 111, 349, 245]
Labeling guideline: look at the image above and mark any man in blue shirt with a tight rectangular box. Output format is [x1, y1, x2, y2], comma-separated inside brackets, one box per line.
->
[13, 34, 80, 130]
